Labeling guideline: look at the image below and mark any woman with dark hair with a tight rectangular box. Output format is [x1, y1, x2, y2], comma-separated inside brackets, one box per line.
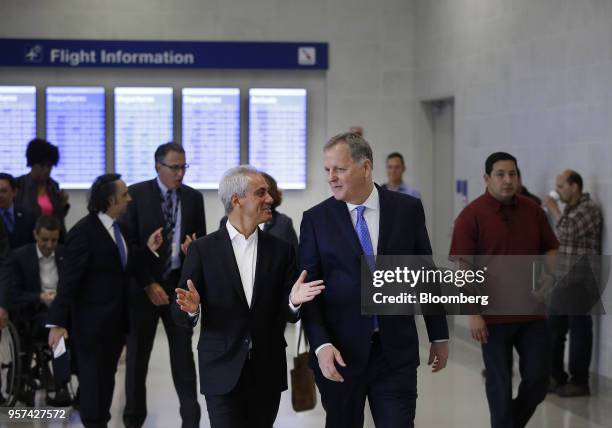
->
[218, 171, 298, 255]
[15, 138, 69, 236]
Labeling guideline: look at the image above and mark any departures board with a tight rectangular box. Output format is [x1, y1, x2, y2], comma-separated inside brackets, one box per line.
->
[114, 87, 173, 184]
[182, 88, 240, 189]
[46, 86, 106, 189]
[0, 86, 36, 177]
[248, 88, 307, 190]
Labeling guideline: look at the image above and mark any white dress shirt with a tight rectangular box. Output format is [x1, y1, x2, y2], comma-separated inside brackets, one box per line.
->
[226, 220, 258, 307]
[97, 212, 128, 260]
[36, 246, 58, 294]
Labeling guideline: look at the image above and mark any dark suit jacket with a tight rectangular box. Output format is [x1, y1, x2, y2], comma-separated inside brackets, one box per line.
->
[174, 227, 298, 396]
[299, 185, 449, 376]
[219, 211, 298, 256]
[120, 179, 206, 289]
[11, 243, 64, 312]
[1, 204, 37, 250]
[15, 174, 68, 237]
[0, 221, 10, 309]
[48, 213, 156, 344]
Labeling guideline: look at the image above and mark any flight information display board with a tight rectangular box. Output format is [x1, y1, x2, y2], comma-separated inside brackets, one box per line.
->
[46, 86, 106, 189]
[248, 88, 307, 189]
[114, 87, 173, 184]
[182, 88, 240, 189]
[0, 86, 36, 177]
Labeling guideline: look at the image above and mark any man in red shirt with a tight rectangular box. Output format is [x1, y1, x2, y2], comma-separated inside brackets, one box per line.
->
[450, 152, 559, 428]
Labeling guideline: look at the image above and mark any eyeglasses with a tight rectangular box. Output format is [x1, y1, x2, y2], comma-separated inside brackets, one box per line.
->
[160, 163, 190, 172]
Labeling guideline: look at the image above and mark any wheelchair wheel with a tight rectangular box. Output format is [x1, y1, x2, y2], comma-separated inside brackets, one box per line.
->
[0, 321, 22, 406]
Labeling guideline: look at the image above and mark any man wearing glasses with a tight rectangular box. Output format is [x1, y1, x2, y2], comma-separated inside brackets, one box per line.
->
[119, 142, 206, 428]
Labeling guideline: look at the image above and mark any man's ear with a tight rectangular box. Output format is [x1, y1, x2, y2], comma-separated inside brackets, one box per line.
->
[230, 193, 241, 210]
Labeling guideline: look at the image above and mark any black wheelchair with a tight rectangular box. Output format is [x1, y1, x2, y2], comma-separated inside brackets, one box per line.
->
[0, 320, 22, 406]
[0, 315, 73, 407]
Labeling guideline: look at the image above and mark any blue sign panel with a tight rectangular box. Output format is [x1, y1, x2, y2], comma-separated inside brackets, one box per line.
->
[0, 86, 36, 177]
[249, 88, 307, 190]
[182, 88, 241, 189]
[0, 38, 328, 70]
[114, 87, 173, 185]
[46, 86, 106, 189]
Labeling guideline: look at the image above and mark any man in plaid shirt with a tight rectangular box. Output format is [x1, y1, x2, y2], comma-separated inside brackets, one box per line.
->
[544, 170, 602, 397]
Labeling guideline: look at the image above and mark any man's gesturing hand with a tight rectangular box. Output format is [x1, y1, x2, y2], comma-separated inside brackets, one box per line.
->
[175, 279, 200, 314]
[317, 345, 346, 382]
[290, 270, 325, 306]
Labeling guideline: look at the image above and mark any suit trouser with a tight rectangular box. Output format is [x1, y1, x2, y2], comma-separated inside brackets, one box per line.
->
[76, 333, 124, 428]
[549, 315, 592, 385]
[315, 334, 417, 428]
[124, 272, 200, 428]
[204, 358, 282, 428]
[482, 320, 550, 428]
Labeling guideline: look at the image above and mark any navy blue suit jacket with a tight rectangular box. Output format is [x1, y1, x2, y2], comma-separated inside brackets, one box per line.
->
[299, 185, 448, 376]
[11, 243, 64, 312]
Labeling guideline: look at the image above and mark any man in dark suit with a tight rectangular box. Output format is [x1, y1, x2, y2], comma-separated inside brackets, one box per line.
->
[0, 220, 9, 331]
[119, 142, 205, 428]
[299, 133, 449, 427]
[48, 174, 163, 428]
[174, 165, 324, 428]
[11, 215, 71, 406]
[0, 173, 37, 249]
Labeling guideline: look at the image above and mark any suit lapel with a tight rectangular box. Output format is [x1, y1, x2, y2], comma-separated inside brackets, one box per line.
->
[91, 214, 124, 270]
[217, 229, 249, 309]
[376, 184, 393, 255]
[250, 229, 268, 311]
[29, 244, 42, 291]
[330, 198, 363, 257]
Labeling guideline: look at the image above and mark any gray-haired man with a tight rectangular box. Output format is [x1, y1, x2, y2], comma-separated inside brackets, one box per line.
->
[173, 165, 324, 428]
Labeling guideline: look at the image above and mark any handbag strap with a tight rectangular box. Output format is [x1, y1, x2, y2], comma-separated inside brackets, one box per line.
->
[296, 322, 310, 356]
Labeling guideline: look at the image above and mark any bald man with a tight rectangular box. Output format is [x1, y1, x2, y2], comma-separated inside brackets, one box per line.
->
[544, 170, 602, 397]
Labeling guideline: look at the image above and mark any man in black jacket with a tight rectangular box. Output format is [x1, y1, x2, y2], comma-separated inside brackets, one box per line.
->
[0, 220, 9, 330]
[11, 215, 70, 405]
[119, 142, 205, 428]
[48, 174, 162, 428]
[174, 165, 324, 428]
[0, 173, 37, 249]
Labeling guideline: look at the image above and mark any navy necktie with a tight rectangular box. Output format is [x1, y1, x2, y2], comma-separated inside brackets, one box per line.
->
[354, 206, 379, 331]
[162, 190, 175, 276]
[2, 210, 14, 233]
[112, 221, 127, 269]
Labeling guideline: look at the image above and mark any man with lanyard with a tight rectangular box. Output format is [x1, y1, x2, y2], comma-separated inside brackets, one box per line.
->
[120, 142, 206, 428]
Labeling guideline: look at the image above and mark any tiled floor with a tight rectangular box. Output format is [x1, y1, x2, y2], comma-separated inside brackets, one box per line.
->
[4, 318, 612, 427]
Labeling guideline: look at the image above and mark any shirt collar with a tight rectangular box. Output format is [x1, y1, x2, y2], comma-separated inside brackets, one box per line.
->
[483, 189, 517, 211]
[156, 176, 169, 195]
[226, 218, 258, 243]
[564, 192, 590, 215]
[346, 185, 379, 213]
[97, 212, 116, 231]
[1, 204, 14, 216]
[36, 245, 55, 260]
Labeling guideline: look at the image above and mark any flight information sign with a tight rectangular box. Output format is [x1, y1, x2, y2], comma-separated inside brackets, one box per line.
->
[182, 88, 240, 189]
[249, 88, 307, 189]
[46, 86, 106, 189]
[0, 86, 36, 177]
[114, 87, 173, 184]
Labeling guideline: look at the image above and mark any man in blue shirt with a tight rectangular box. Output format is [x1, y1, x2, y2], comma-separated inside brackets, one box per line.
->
[381, 152, 421, 199]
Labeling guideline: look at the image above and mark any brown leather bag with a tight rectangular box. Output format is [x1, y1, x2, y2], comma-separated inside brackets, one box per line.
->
[290, 324, 317, 411]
